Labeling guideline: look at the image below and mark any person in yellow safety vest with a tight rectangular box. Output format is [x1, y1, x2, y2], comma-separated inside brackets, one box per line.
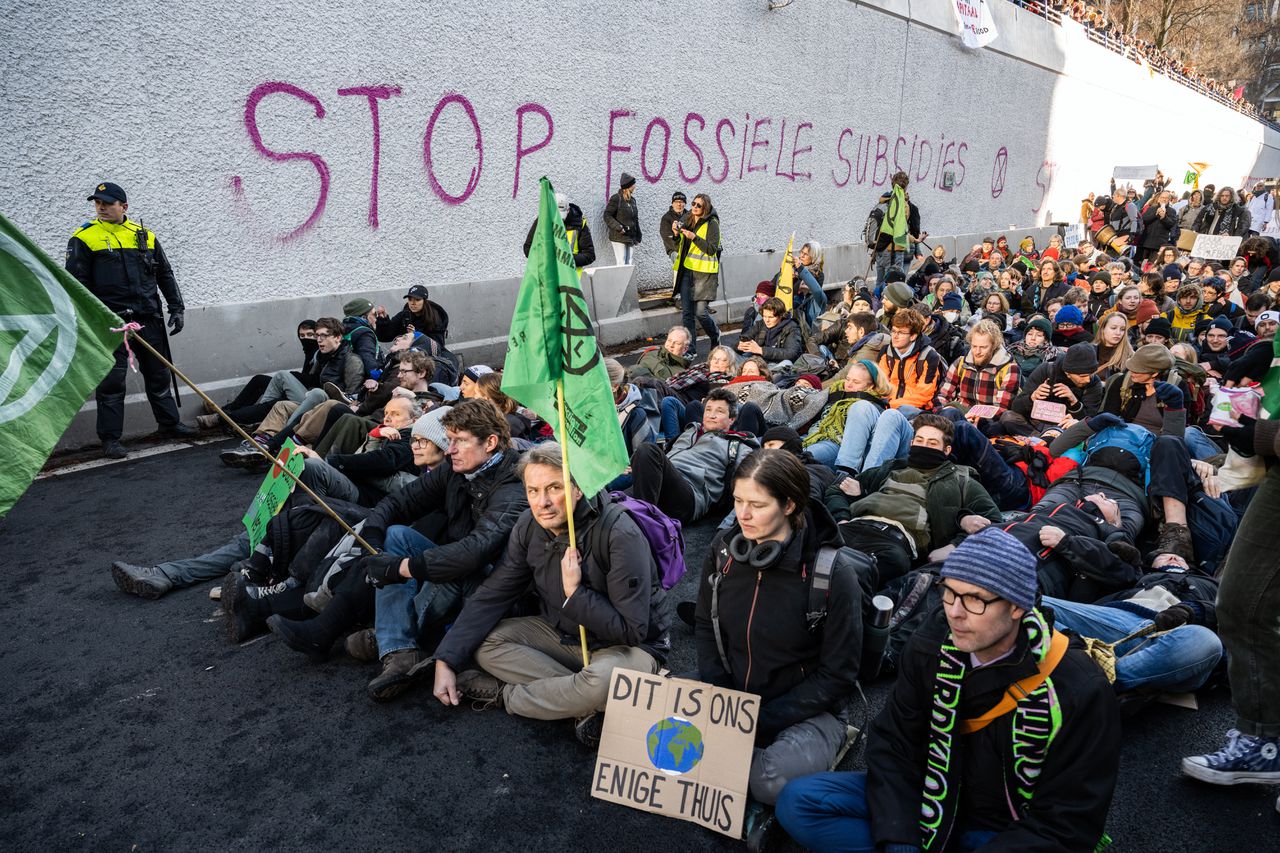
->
[671, 192, 722, 356]
[522, 192, 596, 272]
[65, 181, 195, 460]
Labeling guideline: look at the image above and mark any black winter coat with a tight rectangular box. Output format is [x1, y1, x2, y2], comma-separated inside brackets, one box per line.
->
[1010, 360, 1103, 422]
[341, 317, 381, 376]
[1140, 202, 1177, 249]
[744, 316, 806, 364]
[867, 608, 1120, 851]
[1193, 203, 1250, 237]
[524, 203, 596, 268]
[695, 508, 865, 738]
[360, 451, 528, 583]
[435, 494, 670, 668]
[375, 300, 450, 346]
[1000, 502, 1140, 601]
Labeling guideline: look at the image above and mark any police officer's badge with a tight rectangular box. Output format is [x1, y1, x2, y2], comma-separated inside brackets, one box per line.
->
[98, 184, 106, 191]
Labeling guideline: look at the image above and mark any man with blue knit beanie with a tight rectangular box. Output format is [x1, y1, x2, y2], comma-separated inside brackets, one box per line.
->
[776, 526, 1121, 852]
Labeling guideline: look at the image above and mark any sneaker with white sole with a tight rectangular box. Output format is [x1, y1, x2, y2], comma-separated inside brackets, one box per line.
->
[1181, 729, 1280, 785]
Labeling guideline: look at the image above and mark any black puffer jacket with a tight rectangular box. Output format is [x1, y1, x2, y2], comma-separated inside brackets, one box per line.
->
[742, 316, 806, 364]
[867, 608, 1120, 852]
[376, 300, 450, 346]
[435, 493, 670, 668]
[695, 507, 864, 737]
[360, 451, 528, 583]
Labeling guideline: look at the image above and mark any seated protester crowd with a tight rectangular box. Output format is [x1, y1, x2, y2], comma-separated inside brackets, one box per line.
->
[113, 200, 1280, 843]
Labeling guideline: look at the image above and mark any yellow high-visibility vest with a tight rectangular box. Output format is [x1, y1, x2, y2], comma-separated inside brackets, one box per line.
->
[674, 220, 719, 275]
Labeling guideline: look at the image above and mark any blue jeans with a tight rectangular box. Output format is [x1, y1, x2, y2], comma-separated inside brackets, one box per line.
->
[156, 531, 252, 588]
[777, 771, 997, 853]
[1182, 426, 1221, 461]
[874, 250, 908, 295]
[1045, 596, 1222, 693]
[677, 274, 719, 353]
[373, 526, 472, 656]
[805, 402, 912, 472]
[660, 397, 687, 441]
[949, 420, 1031, 511]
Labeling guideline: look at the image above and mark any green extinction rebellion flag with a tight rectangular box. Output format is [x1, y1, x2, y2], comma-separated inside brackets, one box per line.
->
[502, 177, 628, 496]
[0, 213, 121, 516]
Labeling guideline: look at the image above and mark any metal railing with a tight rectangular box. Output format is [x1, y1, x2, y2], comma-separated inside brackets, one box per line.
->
[1006, 0, 1280, 131]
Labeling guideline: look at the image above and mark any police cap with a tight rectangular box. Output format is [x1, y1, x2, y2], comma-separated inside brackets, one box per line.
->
[88, 182, 127, 203]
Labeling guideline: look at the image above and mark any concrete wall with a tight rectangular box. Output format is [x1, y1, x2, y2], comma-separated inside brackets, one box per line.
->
[2, 0, 1278, 448]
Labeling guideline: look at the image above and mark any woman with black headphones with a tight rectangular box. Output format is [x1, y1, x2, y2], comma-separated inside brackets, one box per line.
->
[694, 449, 866, 814]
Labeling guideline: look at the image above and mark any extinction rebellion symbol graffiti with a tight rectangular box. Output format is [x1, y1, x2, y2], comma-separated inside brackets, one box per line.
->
[991, 147, 1008, 199]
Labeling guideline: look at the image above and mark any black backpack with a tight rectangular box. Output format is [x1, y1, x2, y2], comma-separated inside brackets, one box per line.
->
[862, 205, 885, 248]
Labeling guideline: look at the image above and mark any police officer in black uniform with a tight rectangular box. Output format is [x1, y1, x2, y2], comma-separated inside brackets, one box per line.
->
[65, 182, 194, 458]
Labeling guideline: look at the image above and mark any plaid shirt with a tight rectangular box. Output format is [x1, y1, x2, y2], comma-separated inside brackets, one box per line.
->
[937, 349, 1021, 413]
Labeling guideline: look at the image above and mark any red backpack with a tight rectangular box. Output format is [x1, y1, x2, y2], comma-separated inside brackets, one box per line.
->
[990, 435, 1079, 504]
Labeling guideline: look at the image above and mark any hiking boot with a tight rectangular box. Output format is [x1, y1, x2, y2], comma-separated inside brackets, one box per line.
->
[219, 438, 267, 468]
[344, 628, 379, 662]
[367, 650, 426, 702]
[244, 576, 298, 600]
[110, 562, 173, 600]
[223, 570, 270, 643]
[303, 585, 333, 613]
[574, 712, 603, 747]
[1152, 522, 1195, 564]
[101, 439, 128, 459]
[159, 421, 197, 438]
[266, 614, 334, 661]
[195, 414, 220, 430]
[456, 669, 506, 710]
[675, 600, 696, 628]
[1182, 729, 1280, 785]
[323, 382, 352, 403]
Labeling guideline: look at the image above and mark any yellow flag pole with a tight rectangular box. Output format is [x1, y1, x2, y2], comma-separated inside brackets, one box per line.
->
[556, 378, 591, 667]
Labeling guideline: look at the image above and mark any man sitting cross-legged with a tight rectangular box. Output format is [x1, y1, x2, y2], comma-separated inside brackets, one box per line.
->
[431, 442, 670, 746]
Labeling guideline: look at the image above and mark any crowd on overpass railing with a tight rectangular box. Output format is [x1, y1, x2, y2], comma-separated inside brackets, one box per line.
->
[1009, 0, 1277, 129]
[98, 169, 1280, 848]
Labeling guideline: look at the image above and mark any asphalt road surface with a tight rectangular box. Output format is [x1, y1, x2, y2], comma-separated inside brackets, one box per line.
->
[2, 441, 1277, 851]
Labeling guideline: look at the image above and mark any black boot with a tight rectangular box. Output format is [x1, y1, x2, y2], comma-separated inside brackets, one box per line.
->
[224, 571, 271, 643]
[267, 592, 356, 662]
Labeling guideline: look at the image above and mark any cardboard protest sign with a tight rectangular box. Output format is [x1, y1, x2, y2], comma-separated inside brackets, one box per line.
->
[1112, 165, 1158, 181]
[965, 404, 1001, 420]
[1031, 400, 1067, 423]
[591, 669, 758, 838]
[241, 439, 305, 550]
[1063, 223, 1084, 249]
[1189, 234, 1243, 261]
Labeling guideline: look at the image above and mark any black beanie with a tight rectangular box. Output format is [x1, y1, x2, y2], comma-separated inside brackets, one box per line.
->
[1062, 342, 1099, 373]
[760, 426, 804, 457]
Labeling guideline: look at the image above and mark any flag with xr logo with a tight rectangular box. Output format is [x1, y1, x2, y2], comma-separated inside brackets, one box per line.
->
[502, 178, 628, 496]
[0, 213, 121, 516]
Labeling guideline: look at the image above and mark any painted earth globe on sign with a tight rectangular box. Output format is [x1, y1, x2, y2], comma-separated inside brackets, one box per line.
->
[645, 716, 704, 775]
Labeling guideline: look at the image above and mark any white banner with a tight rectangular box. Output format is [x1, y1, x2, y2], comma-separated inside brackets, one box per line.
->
[1112, 165, 1159, 181]
[953, 0, 999, 49]
[1190, 234, 1243, 261]
[1063, 223, 1084, 249]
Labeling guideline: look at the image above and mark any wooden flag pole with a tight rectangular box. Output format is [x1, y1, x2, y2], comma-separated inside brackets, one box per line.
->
[122, 327, 379, 555]
[556, 378, 591, 668]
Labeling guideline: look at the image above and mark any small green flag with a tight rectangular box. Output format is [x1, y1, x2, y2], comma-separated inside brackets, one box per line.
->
[502, 178, 629, 496]
[242, 439, 307, 549]
[0, 213, 122, 516]
[1259, 335, 1280, 421]
[879, 184, 909, 251]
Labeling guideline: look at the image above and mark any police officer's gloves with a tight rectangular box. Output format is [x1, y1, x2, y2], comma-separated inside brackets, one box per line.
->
[167, 311, 185, 336]
[1152, 603, 1194, 631]
[1085, 413, 1124, 432]
[362, 553, 405, 587]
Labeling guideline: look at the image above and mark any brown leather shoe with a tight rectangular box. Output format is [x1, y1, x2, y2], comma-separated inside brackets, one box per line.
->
[367, 649, 425, 702]
[344, 629, 379, 662]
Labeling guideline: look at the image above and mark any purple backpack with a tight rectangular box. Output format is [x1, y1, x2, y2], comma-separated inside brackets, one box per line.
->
[588, 492, 687, 589]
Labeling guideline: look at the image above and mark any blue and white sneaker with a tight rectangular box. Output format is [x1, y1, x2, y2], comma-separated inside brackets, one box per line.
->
[1182, 729, 1280, 784]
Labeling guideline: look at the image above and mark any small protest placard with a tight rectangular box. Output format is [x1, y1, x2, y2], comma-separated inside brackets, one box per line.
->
[965, 404, 1001, 420]
[1189, 234, 1243, 261]
[591, 669, 759, 838]
[1063, 223, 1084, 249]
[1031, 400, 1067, 423]
[1112, 165, 1158, 181]
[241, 439, 305, 550]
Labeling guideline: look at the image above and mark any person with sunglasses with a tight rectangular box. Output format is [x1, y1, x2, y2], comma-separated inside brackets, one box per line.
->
[777, 527, 1121, 853]
[671, 192, 722, 356]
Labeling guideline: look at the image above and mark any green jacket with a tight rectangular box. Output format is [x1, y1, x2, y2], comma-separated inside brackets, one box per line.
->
[632, 347, 691, 381]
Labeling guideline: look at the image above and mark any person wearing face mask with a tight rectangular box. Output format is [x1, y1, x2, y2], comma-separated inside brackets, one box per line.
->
[696, 449, 865, 818]
[1192, 187, 1251, 238]
[803, 360, 912, 475]
[936, 320, 1021, 428]
[921, 298, 967, 368]
[523, 192, 596, 270]
[824, 413, 1003, 584]
[202, 320, 320, 428]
